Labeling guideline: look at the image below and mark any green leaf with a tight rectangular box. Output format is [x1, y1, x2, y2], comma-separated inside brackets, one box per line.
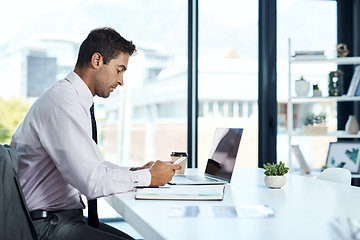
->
[263, 161, 289, 176]
[0, 98, 30, 144]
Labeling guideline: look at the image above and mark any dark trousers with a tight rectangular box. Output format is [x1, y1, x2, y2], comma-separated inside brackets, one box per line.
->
[32, 209, 134, 240]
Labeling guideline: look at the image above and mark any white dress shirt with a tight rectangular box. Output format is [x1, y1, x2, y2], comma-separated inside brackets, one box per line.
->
[11, 71, 151, 211]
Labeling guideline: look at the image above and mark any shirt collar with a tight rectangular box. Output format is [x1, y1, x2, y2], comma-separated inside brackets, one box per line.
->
[64, 71, 94, 110]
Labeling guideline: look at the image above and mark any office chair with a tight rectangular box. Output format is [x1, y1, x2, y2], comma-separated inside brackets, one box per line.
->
[0, 144, 37, 240]
[316, 168, 352, 186]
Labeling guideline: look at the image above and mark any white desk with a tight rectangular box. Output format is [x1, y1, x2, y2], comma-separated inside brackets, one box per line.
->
[105, 168, 360, 240]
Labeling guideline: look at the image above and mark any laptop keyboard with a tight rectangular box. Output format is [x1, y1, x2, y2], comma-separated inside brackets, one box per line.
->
[179, 175, 220, 183]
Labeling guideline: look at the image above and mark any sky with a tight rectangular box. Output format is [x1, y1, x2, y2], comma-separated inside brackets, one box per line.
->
[1, 0, 260, 46]
[199, 0, 258, 28]
[1, 0, 334, 58]
[1, 0, 76, 45]
[0, 0, 337, 101]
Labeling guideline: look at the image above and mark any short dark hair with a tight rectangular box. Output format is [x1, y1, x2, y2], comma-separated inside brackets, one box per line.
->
[75, 27, 136, 68]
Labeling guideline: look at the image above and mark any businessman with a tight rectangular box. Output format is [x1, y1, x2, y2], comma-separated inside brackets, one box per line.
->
[11, 27, 181, 240]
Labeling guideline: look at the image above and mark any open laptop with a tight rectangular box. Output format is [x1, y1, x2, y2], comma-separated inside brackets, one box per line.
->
[168, 128, 243, 185]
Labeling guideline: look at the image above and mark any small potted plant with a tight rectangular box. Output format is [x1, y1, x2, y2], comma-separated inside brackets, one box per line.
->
[303, 112, 327, 135]
[313, 83, 322, 97]
[295, 76, 310, 97]
[263, 161, 289, 189]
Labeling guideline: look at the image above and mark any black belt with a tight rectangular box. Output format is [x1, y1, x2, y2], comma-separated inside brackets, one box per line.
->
[30, 210, 61, 220]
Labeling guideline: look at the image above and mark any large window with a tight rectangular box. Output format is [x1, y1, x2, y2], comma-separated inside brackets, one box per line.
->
[0, 0, 188, 165]
[198, 0, 259, 168]
[0, 0, 188, 220]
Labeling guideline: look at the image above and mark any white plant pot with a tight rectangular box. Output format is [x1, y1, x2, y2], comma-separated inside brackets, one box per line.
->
[304, 125, 328, 135]
[264, 175, 286, 189]
[295, 80, 310, 97]
[313, 89, 322, 97]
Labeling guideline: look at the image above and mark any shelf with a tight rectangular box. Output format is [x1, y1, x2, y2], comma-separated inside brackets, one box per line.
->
[287, 39, 360, 171]
[290, 130, 360, 138]
[290, 96, 360, 103]
[290, 56, 360, 65]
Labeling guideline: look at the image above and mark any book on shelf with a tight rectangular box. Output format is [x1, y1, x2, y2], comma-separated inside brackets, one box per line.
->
[291, 145, 311, 174]
[347, 65, 360, 96]
[292, 50, 325, 60]
[135, 185, 225, 201]
[294, 50, 325, 56]
[355, 76, 360, 96]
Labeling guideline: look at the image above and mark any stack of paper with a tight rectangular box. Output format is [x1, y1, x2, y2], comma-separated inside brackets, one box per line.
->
[135, 185, 225, 201]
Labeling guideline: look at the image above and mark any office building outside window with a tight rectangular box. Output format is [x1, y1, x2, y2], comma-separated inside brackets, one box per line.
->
[0, 0, 189, 167]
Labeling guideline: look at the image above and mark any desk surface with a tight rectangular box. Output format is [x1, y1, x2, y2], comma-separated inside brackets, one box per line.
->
[105, 168, 360, 240]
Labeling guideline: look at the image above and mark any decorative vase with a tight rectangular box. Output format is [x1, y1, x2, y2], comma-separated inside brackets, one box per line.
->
[295, 80, 310, 97]
[264, 175, 286, 189]
[328, 70, 344, 96]
[345, 115, 359, 134]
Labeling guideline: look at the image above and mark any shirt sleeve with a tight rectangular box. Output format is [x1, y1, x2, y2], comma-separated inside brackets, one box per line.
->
[38, 100, 151, 199]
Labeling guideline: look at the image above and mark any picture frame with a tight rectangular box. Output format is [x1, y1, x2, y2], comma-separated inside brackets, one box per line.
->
[326, 142, 360, 174]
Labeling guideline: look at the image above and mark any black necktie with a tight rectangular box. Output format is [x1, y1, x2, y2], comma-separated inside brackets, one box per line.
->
[88, 104, 99, 228]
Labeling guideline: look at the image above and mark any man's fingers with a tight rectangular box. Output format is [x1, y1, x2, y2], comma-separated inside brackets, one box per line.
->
[172, 164, 182, 170]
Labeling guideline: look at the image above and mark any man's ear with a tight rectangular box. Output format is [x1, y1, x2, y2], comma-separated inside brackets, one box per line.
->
[91, 52, 103, 69]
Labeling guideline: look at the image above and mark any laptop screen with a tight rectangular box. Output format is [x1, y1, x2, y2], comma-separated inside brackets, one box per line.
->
[205, 128, 243, 181]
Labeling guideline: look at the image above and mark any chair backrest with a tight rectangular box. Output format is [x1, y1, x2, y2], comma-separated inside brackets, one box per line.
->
[0, 144, 37, 240]
[316, 168, 352, 185]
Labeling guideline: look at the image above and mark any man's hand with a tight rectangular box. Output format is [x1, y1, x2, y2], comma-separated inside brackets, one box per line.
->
[130, 161, 154, 171]
[140, 161, 155, 170]
[149, 160, 181, 186]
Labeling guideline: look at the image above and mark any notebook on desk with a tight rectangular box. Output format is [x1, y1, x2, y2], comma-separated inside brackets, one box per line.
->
[135, 185, 225, 200]
[169, 128, 243, 185]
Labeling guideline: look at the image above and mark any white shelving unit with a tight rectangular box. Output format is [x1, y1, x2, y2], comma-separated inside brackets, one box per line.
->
[291, 96, 360, 103]
[290, 130, 360, 138]
[290, 56, 360, 65]
[287, 39, 360, 173]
